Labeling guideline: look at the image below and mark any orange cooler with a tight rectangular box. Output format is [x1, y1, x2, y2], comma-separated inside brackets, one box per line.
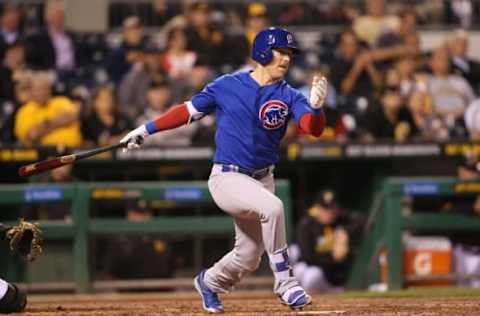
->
[403, 236, 452, 286]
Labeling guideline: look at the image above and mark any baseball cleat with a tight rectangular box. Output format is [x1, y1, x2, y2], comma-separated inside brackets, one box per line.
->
[279, 285, 312, 311]
[194, 270, 224, 314]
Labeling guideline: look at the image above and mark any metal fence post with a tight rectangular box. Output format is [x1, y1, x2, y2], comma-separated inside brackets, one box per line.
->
[384, 185, 403, 290]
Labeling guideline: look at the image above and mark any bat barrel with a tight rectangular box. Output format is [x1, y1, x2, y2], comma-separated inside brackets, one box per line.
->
[18, 142, 127, 177]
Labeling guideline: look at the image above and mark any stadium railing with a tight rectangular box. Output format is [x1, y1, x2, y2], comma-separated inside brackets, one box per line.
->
[0, 180, 292, 293]
[348, 177, 480, 290]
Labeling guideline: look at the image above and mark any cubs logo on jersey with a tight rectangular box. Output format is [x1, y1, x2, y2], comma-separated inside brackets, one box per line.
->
[259, 100, 289, 129]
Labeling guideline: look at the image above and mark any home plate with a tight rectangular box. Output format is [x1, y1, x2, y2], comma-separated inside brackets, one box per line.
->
[298, 311, 346, 315]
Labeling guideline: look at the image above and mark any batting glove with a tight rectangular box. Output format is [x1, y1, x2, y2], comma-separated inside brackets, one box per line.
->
[120, 125, 149, 151]
[309, 75, 328, 109]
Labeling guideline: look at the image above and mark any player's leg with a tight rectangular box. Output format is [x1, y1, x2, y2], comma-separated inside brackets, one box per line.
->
[195, 182, 265, 313]
[258, 171, 311, 308]
[204, 215, 264, 293]
[208, 166, 286, 253]
[0, 278, 27, 314]
[206, 165, 310, 309]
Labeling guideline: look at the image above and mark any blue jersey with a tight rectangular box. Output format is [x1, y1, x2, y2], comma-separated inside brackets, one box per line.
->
[189, 71, 318, 171]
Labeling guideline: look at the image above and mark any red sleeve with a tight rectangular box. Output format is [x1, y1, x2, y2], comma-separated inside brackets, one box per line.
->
[147, 104, 190, 133]
[298, 112, 326, 137]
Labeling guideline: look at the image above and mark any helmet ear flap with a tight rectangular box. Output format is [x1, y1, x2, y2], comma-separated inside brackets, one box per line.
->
[258, 47, 273, 65]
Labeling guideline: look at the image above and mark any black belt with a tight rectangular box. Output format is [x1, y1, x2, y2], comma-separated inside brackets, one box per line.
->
[221, 164, 270, 180]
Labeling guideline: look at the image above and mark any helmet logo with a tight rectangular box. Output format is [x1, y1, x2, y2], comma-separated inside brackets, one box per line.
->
[287, 34, 293, 44]
[259, 100, 289, 130]
[267, 34, 276, 45]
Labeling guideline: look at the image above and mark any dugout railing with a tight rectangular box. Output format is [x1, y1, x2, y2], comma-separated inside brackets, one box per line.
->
[348, 177, 480, 290]
[0, 180, 292, 293]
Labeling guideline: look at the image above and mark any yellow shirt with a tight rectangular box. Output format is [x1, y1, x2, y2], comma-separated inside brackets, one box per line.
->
[15, 96, 82, 146]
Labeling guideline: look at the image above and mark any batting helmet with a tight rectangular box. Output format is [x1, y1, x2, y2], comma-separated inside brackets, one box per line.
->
[251, 27, 300, 65]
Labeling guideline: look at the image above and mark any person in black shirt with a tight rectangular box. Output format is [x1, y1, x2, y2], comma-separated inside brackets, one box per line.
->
[447, 29, 480, 93]
[365, 84, 417, 142]
[0, 40, 28, 143]
[450, 154, 480, 288]
[81, 86, 133, 147]
[0, 4, 23, 61]
[329, 29, 382, 114]
[103, 200, 173, 280]
[105, 16, 149, 84]
[293, 190, 355, 292]
[184, 2, 228, 69]
[25, 1, 77, 73]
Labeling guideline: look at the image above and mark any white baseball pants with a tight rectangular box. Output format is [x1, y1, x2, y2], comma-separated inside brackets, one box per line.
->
[204, 164, 297, 294]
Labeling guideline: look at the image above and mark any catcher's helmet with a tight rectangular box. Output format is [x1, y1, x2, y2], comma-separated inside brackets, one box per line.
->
[251, 27, 300, 65]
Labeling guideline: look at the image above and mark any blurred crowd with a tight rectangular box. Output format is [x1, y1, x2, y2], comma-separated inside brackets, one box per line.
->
[1, 0, 480, 148]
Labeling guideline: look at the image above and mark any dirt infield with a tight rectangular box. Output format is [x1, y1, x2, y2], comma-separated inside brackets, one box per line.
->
[15, 290, 480, 316]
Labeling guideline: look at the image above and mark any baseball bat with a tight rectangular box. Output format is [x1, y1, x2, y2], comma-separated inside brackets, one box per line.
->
[18, 142, 127, 177]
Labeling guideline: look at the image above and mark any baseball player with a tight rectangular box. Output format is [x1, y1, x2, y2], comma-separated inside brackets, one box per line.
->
[0, 223, 28, 314]
[121, 27, 327, 313]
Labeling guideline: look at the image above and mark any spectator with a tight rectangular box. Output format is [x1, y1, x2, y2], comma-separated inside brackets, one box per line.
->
[81, 86, 133, 147]
[118, 51, 165, 118]
[277, 2, 317, 26]
[376, 9, 419, 49]
[0, 41, 28, 143]
[218, 6, 249, 70]
[0, 40, 27, 103]
[244, 2, 269, 48]
[147, 0, 178, 27]
[179, 58, 214, 101]
[12, 78, 30, 105]
[14, 72, 82, 146]
[293, 190, 356, 292]
[352, 0, 400, 47]
[26, 0, 76, 73]
[176, 59, 216, 145]
[384, 66, 401, 87]
[330, 29, 382, 113]
[464, 99, 480, 141]
[425, 47, 475, 131]
[136, 78, 197, 146]
[446, 29, 480, 93]
[406, 88, 446, 141]
[365, 83, 416, 142]
[367, 10, 421, 66]
[449, 0, 473, 28]
[159, 27, 197, 81]
[0, 4, 23, 60]
[395, 57, 419, 98]
[103, 200, 173, 280]
[106, 16, 148, 84]
[184, 2, 228, 68]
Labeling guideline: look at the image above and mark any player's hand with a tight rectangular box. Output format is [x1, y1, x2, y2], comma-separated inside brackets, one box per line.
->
[120, 125, 149, 152]
[310, 75, 328, 109]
